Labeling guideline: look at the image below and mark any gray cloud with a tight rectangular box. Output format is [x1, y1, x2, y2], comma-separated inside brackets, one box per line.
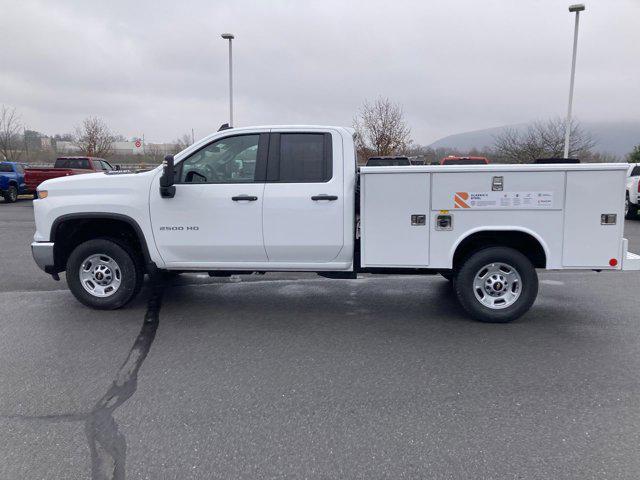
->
[1, 0, 638, 144]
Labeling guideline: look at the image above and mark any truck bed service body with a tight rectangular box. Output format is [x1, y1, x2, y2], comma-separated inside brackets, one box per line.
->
[31, 125, 640, 322]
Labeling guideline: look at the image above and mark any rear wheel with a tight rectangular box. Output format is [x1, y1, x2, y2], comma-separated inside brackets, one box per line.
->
[66, 238, 143, 309]
[3, 185, 18, 203]
[454, 247, 538, 323]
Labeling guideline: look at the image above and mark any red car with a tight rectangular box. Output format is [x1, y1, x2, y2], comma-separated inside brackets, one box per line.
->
[25, 157, 114, 195]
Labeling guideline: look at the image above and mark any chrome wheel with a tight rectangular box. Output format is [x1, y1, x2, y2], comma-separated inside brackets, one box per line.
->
[79, 254, 122, 297]
[473, 262, 522, 309]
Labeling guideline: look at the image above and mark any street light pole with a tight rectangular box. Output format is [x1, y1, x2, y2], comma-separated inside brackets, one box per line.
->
[563, 4, 585, 159]
[221, 33, 235, 127]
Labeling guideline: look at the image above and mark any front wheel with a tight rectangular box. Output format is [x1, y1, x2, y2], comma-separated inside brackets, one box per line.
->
[66, 238, 143, 309]
[3, 185, 18, 203]
[454, 247, 538, 323]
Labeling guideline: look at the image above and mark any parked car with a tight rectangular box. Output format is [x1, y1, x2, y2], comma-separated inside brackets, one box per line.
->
[440, 156, 489, 165]
[25, 156, 114, 196]
[626, 163, 640, 219]
[31, 125, 640, 323]
[366, 156, 411, 166]
[0, 161, 28, 203]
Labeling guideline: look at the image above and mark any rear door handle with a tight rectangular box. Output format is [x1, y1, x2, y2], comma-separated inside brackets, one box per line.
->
[232, 195, 258, 201]
[311, 195, 338, 201]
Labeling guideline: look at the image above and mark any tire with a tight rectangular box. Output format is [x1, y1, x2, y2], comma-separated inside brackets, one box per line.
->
[66, 238, 143, 309]
[3, 185, 18, 203]
[454, 246, 538, 323]
[625, 193, 638, 220]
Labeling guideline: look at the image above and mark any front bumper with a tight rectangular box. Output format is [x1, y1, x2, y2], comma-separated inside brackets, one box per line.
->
[31, 242, 55, 272]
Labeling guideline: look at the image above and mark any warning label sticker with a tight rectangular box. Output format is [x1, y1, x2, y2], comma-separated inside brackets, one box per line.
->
[453, 191, 554, 209]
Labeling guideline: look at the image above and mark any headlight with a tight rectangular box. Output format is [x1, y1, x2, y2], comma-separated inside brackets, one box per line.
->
[37, 190, 48, 199]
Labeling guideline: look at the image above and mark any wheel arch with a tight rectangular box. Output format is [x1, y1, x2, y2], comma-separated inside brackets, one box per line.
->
[451, 227, 549, 269]
[50, 213, 153, 272]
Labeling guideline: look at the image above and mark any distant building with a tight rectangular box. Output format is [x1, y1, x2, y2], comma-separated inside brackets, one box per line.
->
[54, 141, 177, 156]
[55, 141, 81, 153]
[40, 137, 53, 151]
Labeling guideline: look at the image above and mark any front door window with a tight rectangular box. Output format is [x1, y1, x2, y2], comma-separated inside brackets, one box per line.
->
[179, 135, 260, 184]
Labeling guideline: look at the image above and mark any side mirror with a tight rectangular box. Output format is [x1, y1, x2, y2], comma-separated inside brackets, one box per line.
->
[160, 155, 176, 198]
[115, 164, 121, 171]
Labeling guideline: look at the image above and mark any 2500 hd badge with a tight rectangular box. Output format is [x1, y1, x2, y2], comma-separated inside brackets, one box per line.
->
[159, 226, 199, 231]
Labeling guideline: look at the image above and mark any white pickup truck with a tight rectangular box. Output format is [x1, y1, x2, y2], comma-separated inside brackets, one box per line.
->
[626, 163, 640, 219]
[31, 125, 640, 323]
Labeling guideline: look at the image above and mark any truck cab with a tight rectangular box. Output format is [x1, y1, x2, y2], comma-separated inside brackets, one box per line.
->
[30, 125, 640, 323]
[151, 127, 353, 269]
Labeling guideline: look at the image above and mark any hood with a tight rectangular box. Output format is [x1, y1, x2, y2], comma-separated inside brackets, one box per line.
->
[40, 167, 160, 196]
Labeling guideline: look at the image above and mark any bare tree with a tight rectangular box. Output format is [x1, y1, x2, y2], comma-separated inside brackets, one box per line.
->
[353, 96, 411, 163]
[493, 118, 596, 163]
[0, 105, 23, 161]
[628, 145, 640, 163]
[74, 117, 116, 157]
[173, 133, 193, 154]
[145, 143, 164, 164]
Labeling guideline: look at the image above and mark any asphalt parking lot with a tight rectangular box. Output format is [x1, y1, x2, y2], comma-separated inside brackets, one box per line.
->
[1, 199, 640, 479]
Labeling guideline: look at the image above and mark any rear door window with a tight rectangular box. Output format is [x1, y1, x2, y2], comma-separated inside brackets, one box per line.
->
[0, 164, 12, 172]
[268, 133, 332, 183]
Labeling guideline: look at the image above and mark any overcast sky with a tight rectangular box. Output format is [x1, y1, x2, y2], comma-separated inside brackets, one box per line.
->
[1, 0, 638, 144]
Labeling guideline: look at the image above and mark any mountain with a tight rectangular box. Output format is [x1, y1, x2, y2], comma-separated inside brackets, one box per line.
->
[429, 120, 640, 158]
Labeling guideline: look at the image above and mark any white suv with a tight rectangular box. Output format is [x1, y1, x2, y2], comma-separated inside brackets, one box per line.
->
[626, 163, 640, 219]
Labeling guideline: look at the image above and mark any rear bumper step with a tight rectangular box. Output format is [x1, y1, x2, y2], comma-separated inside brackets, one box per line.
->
[624, 251, 640, 271]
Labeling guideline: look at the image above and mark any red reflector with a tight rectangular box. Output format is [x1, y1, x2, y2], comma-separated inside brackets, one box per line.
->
[609, 258, 618, 267]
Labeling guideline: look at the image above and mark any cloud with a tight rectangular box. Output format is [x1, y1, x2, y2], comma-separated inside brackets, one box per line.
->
[1, 0, 638, 144]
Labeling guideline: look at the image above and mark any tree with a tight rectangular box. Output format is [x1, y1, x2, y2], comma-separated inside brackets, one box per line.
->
[353, 96, 411, 163]
[628, 145, 640, 163]
[493, 118, 596, 163]
[145, 143, 165, 164]
[0, 105, 23, 161]
[173, 133, 193, 154]
[73, 117, 116, 157]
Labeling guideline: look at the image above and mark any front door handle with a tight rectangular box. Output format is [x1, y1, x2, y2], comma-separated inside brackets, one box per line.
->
[232, 195, 258, 201]
[311, 195, 338, 201]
